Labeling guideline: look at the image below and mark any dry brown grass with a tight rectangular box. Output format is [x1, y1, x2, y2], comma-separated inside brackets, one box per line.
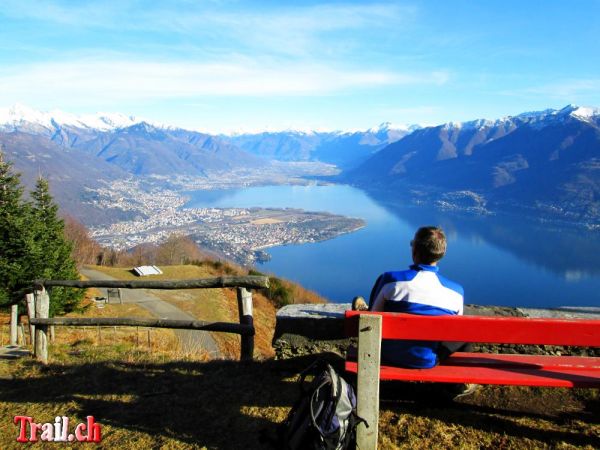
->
[0, 347, 597, 449]
[0, 350, 310, 449]
[58, 304, 180, 357]
[1, 267, 597, 448]
[286, 278, 327, 305]
[19, 288, 181, 359]
[86, 264, 279, 359]
[0, 315, 11, 347]
[375, 381, 599, 449]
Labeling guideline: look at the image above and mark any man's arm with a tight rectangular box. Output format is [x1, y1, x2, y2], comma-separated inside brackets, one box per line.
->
[369, 274, 387, 311]
[371, 291, 386, 311]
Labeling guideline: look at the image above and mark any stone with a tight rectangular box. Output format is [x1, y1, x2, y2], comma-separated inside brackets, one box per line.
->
[272, 303, 352, 359]
[272, 303, 600, 359]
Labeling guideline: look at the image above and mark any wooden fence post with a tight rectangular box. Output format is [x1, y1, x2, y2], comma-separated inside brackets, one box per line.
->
[26, 293, 35, 347]
[34, 289, 50, 364]
[10, 304, 18, 346]
[236, 287, 254, 361]
[18, 324, 25, 345]
[356, 314, 382, 450]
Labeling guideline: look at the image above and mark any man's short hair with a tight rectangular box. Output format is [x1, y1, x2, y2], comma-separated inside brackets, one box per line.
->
[413, 226, 447, 264]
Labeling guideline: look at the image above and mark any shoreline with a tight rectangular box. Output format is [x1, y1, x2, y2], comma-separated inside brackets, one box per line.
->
[250, 223, 366, 251]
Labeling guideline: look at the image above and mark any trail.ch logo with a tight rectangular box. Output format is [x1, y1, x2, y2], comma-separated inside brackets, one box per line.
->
[14, 416, 101, 443]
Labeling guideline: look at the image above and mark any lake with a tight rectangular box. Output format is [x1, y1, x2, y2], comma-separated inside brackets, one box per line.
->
[186, 184, 600, 308]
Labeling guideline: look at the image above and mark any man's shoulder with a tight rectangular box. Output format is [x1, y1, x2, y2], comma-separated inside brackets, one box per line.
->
[435, 273, 464, 296]
[376, 268, 464, 297]
[379, 269, 419, 284]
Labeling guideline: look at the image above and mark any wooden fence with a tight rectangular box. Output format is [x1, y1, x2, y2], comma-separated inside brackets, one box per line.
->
[10, 276, 269, 364]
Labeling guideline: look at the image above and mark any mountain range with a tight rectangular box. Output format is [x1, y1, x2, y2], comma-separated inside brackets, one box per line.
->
[1, 103, 598, 225]
[0, 104, 264, 177]
[224, 122, 420, 169]
[0, 104, 268, 223]
[346, 105, 600, 223]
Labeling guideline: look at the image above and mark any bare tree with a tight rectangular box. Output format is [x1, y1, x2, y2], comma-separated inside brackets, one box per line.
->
[63, 215, 103, 266]
[156, 234, 207, 265]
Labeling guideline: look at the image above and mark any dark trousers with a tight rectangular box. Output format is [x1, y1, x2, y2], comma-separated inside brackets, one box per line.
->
[437, 341, 473, 362]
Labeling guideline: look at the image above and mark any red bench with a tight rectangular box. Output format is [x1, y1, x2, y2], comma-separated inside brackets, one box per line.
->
[344, 311, 600, 448]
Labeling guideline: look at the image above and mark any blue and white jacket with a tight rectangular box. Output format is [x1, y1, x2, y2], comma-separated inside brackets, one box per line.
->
[369, 264, 464, 368]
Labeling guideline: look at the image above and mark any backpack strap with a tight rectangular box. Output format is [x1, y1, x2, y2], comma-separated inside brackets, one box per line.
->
[298, 359, 329, 394]
[309, 365, 343, 440]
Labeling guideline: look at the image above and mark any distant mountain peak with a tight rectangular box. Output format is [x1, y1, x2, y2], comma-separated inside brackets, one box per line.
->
[0, 103, 53, 128]
[90, 112, 140, 130]
[514, 107, 559, 120]
[0, 103, 149, 133]
[569, 105, 600, 121]
[369, 122, 421, 134]
[126, 121, 160, 133]
[437, 105, 600, 132]
[514, 104, 600, 122]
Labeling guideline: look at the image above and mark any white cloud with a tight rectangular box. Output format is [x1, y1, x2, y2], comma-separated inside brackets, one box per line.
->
[503, 79, 600, 100]
[0, 0, 120, 27]
[1, 1, 413, 32]
[538, 79, 600, 98]
[0, 1, 415, 57]
[0, 58, 448, 105]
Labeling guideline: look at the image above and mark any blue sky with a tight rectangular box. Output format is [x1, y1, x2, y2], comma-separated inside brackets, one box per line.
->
[1, 0, 599, 132]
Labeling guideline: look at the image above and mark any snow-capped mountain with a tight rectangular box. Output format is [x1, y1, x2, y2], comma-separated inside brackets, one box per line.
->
[347, 105, 600, 223]
[437, 105, 600, 133]
[0, 104, 263, 176]
[0, 103, 143, 133]
[367, 121, 422, 134]
[516, 104, 600, 122]
[224, 122, 421, 169]
[0, 104, 264, 225]
[0, 104, 423, 169]
[2, 102, 598, 223]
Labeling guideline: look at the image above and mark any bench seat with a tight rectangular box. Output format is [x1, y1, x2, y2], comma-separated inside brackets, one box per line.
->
[346, 352, 600, 387]
[345, 310, 600, 448]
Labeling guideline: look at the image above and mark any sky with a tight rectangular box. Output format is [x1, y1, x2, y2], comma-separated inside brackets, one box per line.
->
[0, 0, 599, 133]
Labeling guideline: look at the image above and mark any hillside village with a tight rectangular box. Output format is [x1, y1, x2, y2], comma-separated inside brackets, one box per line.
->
[87, 179, 365, 265]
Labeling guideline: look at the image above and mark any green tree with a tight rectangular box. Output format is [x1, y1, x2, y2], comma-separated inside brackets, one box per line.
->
[28, 177, 83, 315]
[0, 151, 33, 306]
[0, 148, 83, 314]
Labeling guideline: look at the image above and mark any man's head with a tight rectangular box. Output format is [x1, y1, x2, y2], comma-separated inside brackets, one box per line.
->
[411, 226, 447, 265]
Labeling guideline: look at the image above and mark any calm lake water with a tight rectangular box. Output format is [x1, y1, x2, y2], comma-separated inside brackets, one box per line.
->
[186, 184, 600, 308]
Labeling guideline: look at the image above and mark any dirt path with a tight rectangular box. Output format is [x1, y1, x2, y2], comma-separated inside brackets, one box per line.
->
[80, 268, 221, 357]
[0, 345, 30, 360]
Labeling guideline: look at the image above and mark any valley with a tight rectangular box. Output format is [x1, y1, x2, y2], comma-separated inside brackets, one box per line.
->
[1, 103, 598, 289]
[87, 179, 365, 265]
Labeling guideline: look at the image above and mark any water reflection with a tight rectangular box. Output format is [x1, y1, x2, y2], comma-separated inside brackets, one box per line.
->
[366, 191, 600, 280]
[186, 184, 600, 307]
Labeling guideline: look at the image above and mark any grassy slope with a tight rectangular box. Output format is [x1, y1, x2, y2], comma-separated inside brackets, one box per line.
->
[0, 267, 598, 448]
[86, 264, 284, 358]
[1, 349, 598, 449]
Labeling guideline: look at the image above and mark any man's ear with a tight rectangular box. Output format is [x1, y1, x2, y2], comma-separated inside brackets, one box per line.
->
[411, 246, 419, 263]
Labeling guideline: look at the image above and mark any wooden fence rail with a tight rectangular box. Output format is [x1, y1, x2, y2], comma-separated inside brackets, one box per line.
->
[30, 317, 254, 335]
[18, 275, 269, 364]
[32, 276, 269, 290]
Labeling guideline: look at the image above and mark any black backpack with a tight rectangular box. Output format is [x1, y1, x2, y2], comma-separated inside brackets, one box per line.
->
[280, 360, 366, 450]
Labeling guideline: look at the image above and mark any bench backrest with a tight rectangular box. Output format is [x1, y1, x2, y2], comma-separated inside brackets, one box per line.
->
[345, 311, 600, 347]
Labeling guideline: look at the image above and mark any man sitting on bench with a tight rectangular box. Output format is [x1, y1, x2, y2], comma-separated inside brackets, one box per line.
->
[353, 226, 476, 396]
